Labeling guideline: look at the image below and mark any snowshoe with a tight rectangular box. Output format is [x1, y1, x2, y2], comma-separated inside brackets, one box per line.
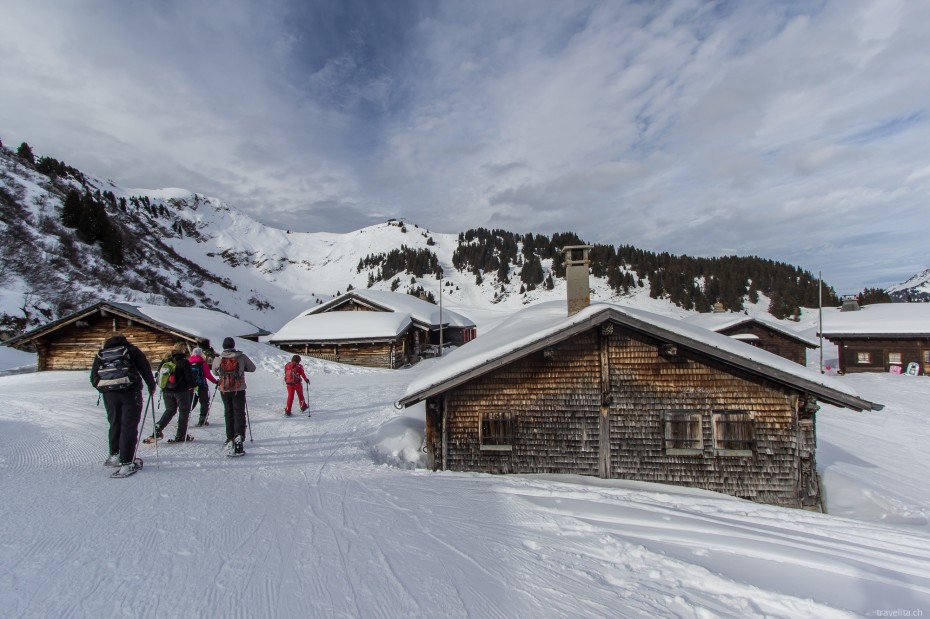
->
[284, 410, 292, 417]
[104, 453, 121, 467]
[142, 429, 163, 444]
[167, 435, 195, 443]
[227, 436, 245, 457]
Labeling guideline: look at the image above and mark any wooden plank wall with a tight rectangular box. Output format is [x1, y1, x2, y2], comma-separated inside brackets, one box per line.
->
[439, 323, 810, 508]
[833, 337, 930, 374]
[37, 313, 196, 371]
[279, 339, 402, 369]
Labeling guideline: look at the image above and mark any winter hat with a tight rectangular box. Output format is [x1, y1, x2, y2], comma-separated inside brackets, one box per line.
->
[222, 337, 235, 350]
[291, 354, 301, 363]
[192, 347, 203, 357]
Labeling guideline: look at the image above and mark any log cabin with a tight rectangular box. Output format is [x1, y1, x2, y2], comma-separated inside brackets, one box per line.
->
[682, 312, 817, 366]
[819, 302, 930, 374]
[400, 247, 880, 510]
[3, 301, 264, 370]
[269, 290, 476, 369]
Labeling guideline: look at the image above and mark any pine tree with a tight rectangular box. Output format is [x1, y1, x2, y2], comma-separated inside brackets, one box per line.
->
[61, 190, 82, 228]
[16, 142, 35, 165]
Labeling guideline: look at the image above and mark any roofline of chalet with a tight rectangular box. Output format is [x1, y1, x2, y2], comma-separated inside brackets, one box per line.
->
[3, 301, 206, 349]
[820, 332, 930, 339]
[308, 291, 474, 330]
[400, 308, 881, 412]
[720, 317, 819, 348]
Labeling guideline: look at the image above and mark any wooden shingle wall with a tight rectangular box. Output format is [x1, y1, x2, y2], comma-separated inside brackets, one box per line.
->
[444, 331, 602, 475]
[606, 329, 803, 507]
[436, 322, 812, 508]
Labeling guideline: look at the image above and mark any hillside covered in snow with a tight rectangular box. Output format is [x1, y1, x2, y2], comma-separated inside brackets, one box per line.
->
[2, 139, 854, 341]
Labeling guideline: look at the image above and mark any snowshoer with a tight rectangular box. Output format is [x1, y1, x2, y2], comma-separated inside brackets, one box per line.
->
[283, 354, 309, 416]
[149, 341, 197, 443]
[213, 337, 256, 456]
[189, 347, 217, 426]
[90, 333, 156, 476]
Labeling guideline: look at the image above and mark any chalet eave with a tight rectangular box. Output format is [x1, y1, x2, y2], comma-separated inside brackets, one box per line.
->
[273, 336, 402, 346]
[820, 332, 930, 339]
[4, 302, 204, 349]
[400, 308, 880, 412]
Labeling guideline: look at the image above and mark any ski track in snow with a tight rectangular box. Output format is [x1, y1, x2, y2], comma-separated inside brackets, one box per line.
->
[2, 367, 930, 617]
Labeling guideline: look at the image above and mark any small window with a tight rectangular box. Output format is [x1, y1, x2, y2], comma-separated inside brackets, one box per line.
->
[713, 411, 755, 455]
[856, 352, 871, 364]
[888, 352, 902, 365]
[480, 412, 514, 451]
[664, 412, 703, 454]
[924, 350, 930, 364]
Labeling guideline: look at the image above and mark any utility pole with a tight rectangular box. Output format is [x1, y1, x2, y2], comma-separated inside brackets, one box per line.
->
[819, 270, 824, 374]
[438, 271, 444, 357]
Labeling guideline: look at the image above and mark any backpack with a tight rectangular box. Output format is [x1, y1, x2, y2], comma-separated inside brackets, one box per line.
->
[96, 345, 137, 391]
[218, 355, 243, 391]
[157, 358, 178, 390]
[284, 362, 300, 385]
[191, 362, 207, 387]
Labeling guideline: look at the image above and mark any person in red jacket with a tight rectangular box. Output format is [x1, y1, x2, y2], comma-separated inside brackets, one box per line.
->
[283, 354, 309, 416]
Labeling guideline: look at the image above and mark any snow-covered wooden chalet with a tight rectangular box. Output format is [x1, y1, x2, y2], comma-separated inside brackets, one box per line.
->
[682, 312, 817, 366]
[269, 290, 476, 369]
[3, 301, 265, 371]
[819, 302, 930, 374]
[399, 248, 880, 510]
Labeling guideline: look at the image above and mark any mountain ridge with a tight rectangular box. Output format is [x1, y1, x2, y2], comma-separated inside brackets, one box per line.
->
[3, 138, 919, 340]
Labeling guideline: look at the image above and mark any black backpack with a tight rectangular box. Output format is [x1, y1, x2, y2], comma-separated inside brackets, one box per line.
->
[191, 362, 207, 388]
[96, 345, 137, 391]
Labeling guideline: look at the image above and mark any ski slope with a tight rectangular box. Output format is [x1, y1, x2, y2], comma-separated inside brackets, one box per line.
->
[1, 336, 929, 618]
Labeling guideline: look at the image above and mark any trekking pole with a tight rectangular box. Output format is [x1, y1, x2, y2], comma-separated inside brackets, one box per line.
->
[245, 397, 253, 443]
[132, 392, 152, 466]
[208, 382, 219, 424]
[149, 392, 159, 467]
[305, 379, 311, 416]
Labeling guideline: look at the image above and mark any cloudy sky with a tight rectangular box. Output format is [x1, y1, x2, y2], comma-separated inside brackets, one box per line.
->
[2, 0, 928, 293]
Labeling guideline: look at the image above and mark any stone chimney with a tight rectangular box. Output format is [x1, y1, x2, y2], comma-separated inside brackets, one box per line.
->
[564, 245, 592, 316]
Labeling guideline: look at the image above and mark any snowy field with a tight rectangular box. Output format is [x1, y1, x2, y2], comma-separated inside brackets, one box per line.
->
[1, 338, 929, 618]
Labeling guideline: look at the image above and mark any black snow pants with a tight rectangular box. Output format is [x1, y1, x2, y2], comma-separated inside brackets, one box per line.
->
[157, 389, 193, 440]
[103, 389, 144, 464]
[221, 390, 247, 443]
[194, 385, 211, 423]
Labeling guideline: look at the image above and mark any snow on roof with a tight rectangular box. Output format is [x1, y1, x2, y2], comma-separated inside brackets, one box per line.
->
[308, 290, 475, 328]
[271, 311, 413, 342]
[683, 312, 818, 347]
[131, 304, 262, 348]
[820, 303, 930, 336]
[403, 301, 872, 409]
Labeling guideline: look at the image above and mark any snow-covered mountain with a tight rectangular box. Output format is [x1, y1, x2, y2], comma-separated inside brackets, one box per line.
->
[0, 143, 690, 335]
[887, 268, 930, 302]
[0, 141, 830, 338]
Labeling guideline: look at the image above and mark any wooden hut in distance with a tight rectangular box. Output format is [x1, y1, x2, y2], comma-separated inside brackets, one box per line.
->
[3, 301, 264, 371]
[270, 290, 476, 369]
[400, 247, 880, 510]
[682, 311, 817, 366]
[819, 302, 930, 374]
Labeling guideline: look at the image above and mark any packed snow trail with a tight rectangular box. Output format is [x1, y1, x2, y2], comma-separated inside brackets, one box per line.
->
[1, 363, 930, 618]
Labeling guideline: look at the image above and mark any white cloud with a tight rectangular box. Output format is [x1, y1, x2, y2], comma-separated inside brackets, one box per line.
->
[2, 0, 929, 292]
